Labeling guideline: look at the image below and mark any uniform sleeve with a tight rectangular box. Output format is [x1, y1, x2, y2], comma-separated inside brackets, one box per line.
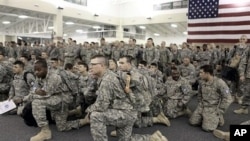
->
[218, 79, 232, 113]
[238, 49, 248, 77]
[87, 80, 112, 112]
[180, 79, 192, 105]
[26, 73, 36, 89]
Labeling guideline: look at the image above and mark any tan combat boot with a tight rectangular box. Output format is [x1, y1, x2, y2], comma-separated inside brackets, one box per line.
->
[234, 107, 248, 115]
[213, 129, 230, 141]
[153, 112, 171, 126]
[68, 106, 82, 117]
[110, 130, 117, 137]
[79, 114, 90, 127]
[150, 130, 168, 141]
[30, 125, 52, 141]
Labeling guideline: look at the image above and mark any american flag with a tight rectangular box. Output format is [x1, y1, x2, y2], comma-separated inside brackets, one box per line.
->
[187, 0, 250, 43]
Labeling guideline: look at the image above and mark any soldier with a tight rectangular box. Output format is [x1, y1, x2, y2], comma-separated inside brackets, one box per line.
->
[189, 65, 232, 131]
[197, 44, 212, 66]
[47, 42, 59, 60]
[109, 58, 118, 72]
[19, 55, 33, 72]
[162, 67, 192, 118]
[158, 41, 172, 73]
[100, 38, 111, 58]
[86, 55, 168, 141]
[234, 44, 250, 114]
[8, 61, 35, 112]
[111, 40, 121, 61]
[143, 38, 160, 65]
[179, 42, 193, 62]
[64, 38, 76, 66]
[29, 60, 89, 141]
[179, 57, 196, 85]
[124, 38, 139, 66]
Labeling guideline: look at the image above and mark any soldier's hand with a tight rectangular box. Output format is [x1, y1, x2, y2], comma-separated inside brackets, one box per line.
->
[124, 87, 131, 94]
[35, 89, 46, 96]
[240, 76, 245, 82]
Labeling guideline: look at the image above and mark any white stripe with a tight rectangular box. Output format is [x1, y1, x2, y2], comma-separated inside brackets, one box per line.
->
[188, 34, 250, 39]
[219, 7, 250, 14]
[219, 0, 250, 5]
[188, 16, 250, 23]
[188, 25, 250, 32]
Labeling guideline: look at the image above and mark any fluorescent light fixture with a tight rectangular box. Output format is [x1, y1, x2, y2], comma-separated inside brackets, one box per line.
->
[63, 34, 67, 36]
[154, 33, 160, 36]
[48, 26, 54, 29]
[18, 15, 28, 18]
[33, 31, 39, 34]
[2, 21, 10, 24]
[92, 26, 101, 29]
[171, 24, 178, 28]
[65, 22, 74, 25]
[76, 29, 83, 33]
[183, 31, 187, 35]
[18, 37, 23, 40]
[139, 26, 146, 29]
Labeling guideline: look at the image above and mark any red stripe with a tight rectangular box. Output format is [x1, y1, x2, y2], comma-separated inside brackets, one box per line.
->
[188, 30, 250, 35]
[218, 11, 250, 17]
[219, 2, 250, 9]
[187, 39, 241, 43]
[188, 21, 250, 27]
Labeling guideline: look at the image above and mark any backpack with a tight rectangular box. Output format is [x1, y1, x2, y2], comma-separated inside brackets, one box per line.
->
[58, 69, 79, 96]
[117, 71, 153, 112]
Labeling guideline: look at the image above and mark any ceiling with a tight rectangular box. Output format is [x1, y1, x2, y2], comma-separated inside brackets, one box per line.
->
[0, 4, 187, 39]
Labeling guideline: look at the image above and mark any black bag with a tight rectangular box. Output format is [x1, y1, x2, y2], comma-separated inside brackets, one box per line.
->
[221, 66, 239, 82]
[21, 102, 55, 127]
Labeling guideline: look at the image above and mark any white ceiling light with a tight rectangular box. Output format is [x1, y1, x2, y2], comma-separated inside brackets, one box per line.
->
[63, 34, 68, 36]
[2, 21, 10, 24]
[154, 33, 160, 36]
[183, 31, 187, 35]
[48, 26, 54, 29]
[171, 24, 178, 28]
[18, 15, 28, 19]
[65, 22, 74, 25]
[92, 26, 101, 29]
[139, 26, 146, 29]
[76, 29, 83, 33]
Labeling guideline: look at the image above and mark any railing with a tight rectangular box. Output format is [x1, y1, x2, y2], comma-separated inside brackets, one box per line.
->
[64, 0, 87, 6]
[153, 0, 188, 11]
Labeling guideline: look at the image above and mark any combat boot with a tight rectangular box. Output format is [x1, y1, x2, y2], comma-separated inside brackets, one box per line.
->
[234, 107, 248, 114]
[150, 130, 168, 141]
[213, 129, 229, 141]
[68, 106, 82, 117]
[79, 114, 90, 127]
[110, 130, 117, 137]
[30, 125, 51, 141]
[153, 112, 171, 126]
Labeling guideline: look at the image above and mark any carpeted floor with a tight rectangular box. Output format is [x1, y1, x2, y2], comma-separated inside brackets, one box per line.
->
[0, 97, 249, 141]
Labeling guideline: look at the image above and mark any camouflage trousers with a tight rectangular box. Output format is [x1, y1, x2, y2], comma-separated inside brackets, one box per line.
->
[239, 78, 250, 107]
[150, 97, 163, 117]
[163, 99, 186, 118]
[32, 95, 80, 131]
[90, 109, 151, 141]
[64, 57, 74, 66]
[189, 105, 220, 131]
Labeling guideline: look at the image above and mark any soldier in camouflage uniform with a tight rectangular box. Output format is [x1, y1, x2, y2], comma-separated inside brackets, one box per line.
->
[64, 38, 76, 66]
[87, 55, 168, 141]
[124, 38, 139, 66]
[29, 60, 89, 141]
[197, 44, 212, 66]
[162, 67, 192, 118]
[179, 57, 196, 85]
[234, 41, 250, 114]
[158, 41, 172, 73]
[8, 61, 35, 106]
[143, 38, 160, 65]
[111, 40, 122, 61]
[100, 38, 111, 58]
[179, 42, 193, 62]
[189, 65, 232, 132]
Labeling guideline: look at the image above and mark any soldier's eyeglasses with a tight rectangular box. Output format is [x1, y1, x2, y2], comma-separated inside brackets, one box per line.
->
[89, 63, 101, 66]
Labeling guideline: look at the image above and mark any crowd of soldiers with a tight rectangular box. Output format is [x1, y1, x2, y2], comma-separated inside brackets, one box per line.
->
[0, 35, 250, 141]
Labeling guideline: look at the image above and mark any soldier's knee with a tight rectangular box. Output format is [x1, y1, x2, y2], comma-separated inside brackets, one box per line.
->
[90, 111, 103, 122]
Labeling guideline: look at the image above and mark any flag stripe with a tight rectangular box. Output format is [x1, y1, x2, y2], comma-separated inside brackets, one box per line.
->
[188, 30, 250, 35]
[187, 0, 250, 43]
[188, 21, 250, 27]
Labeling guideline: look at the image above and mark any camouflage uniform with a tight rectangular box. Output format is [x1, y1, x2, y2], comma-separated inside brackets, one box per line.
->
[31, 71, 81, 131]
[189, 77, 232, 131]
[179, 63, 196, 85]
[111, 47, 121, 62]
[0, 61, 13, 101]
[238, 47, 250, 108]
[64, 45, 76, 66]
[198, 50, 212, 66]
[180, 48, 193, 62]
[8, 72, 35, 103]
[87, 70, 151, 141]
[143, 47, 160, 64]
[159, 47, 172, 72]
[124, 46, 139, 66]
[162, 76, 191, 118]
